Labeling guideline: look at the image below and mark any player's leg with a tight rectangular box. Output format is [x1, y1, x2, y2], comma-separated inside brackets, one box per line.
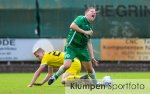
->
[82, 62, 98, 84]
[48, 60, 72, 85]
[72, 59, 89, 79]
[62, 58, 81, 83]
[48, 46, 76, 85]
[62, 59, 90, 85]
[61, 73, 80, 84]
[61, 58, 83, 85]
[77, 48, 98, 85]
[61, 72, 72, 84]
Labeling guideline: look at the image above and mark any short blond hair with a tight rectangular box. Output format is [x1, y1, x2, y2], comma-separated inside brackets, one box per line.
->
[32, 47, 44, 55]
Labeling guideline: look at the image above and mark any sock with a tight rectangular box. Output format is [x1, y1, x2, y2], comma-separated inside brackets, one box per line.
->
[88, 69, 98, 84]
[53, 66, 65, 80]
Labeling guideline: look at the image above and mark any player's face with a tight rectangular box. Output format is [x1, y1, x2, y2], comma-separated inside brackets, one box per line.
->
[34, 51, 43, 60]
[85, 8, 97, 22]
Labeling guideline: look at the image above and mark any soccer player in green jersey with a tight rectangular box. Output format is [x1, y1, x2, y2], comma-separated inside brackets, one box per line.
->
[48, 7, 99, 85]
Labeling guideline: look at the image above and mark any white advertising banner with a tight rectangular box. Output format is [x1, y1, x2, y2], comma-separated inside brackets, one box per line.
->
[0, 38, 65, 61]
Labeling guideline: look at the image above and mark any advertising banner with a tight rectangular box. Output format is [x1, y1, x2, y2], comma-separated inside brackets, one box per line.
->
[0, 38, 65, 61]
[101, 39, 150, 61]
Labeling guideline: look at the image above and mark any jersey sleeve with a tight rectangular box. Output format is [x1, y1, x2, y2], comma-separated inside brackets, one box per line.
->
[41, 56, 48, 65]
[73, 16, 84, 26]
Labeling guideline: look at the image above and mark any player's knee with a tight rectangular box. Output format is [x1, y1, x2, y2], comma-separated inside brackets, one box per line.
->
[63, 60, 72, 70]
[63, 65, 70, 70]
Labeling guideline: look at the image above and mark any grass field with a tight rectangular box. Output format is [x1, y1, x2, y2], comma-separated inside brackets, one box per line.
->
[0, 72, 150, 94]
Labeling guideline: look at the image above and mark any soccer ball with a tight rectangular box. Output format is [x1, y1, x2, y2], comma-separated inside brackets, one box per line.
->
[102, 76, 112, 87]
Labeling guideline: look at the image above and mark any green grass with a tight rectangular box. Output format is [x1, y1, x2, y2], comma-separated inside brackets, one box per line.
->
[0, 72, 150, 94]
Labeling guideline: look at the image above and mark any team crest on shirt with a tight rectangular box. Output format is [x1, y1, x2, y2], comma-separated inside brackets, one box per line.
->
[65, 54, 70, 58]
[86, 25, 89, 27]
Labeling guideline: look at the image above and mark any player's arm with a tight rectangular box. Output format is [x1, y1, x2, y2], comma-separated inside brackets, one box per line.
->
[70, 18, 93, 35]
[27, 64, 46, 87]
[70, 23, 93, 35]
[37, 66, 53, 85]
[87, 39, 99, 67]
[70, 23, 84, 34]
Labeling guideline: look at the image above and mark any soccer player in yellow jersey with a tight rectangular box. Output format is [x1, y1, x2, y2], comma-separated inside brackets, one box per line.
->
[27, 48, 84, 87]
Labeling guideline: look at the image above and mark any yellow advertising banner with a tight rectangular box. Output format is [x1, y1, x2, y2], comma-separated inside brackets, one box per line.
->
[101, 39, 150, 61]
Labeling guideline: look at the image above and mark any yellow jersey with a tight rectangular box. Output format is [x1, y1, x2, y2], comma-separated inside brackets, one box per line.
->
[41, 51, 64, 68]
[41, 51, 81, 75]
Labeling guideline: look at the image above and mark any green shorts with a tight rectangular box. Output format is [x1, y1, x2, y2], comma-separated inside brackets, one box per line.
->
[64, 45, 90, 62]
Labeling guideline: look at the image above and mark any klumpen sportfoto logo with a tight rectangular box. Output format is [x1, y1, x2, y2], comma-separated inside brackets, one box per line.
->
[106, 82, 145, 91]
[65, 79, 145, 91]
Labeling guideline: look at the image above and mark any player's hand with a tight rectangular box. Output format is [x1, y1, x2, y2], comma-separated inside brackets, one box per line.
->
[91, 58, 99, 67]
[27, 84, 33, 87]
[33, 83, 43, 86]
[84, 30, 93, 35]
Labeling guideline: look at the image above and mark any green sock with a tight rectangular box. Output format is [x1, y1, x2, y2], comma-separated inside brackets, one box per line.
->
[88, 69, 98, 84]
[53, 66, 65, 80]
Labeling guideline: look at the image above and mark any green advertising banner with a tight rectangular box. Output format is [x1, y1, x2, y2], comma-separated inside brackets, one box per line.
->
[38, 0, 150, 38]
[0, 0, 38, 38]
[0, 0, 149, 38]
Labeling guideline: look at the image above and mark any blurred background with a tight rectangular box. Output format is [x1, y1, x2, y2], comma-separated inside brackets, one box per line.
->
[0, 0, 150, 72]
